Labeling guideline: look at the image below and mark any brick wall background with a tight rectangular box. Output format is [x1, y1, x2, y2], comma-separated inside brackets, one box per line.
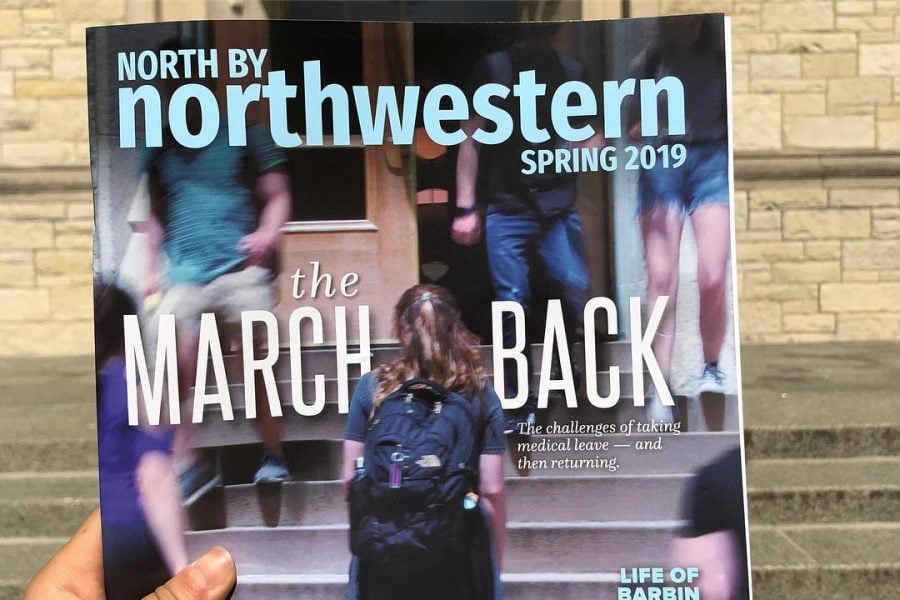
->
[1, 0, 900, 355]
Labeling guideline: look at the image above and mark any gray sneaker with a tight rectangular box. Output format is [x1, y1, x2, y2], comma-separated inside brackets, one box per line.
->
[178, 460, 222, 505]
[254, 452, 290, 484]
[698, 363, 726, 395]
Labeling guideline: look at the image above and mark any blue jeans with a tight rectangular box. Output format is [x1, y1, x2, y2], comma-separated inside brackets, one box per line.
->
[485, 209, 590, 400]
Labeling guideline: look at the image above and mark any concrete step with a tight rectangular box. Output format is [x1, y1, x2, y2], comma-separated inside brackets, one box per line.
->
[185, 520, 684, 576]
[187, 475, 689, 530]
[747, 456, 900, 525]
[0, 471, 97, 501]
[0, 439, 96, 473]
[744, 425, 898, 459]
[0, 537, 64, 591]
[0, 498, 96, 537]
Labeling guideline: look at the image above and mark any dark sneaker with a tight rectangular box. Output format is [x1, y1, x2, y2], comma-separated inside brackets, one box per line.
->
[698, 363, 726, 395]
[178, 460, 221, 504]
[254, 452, 290, 484]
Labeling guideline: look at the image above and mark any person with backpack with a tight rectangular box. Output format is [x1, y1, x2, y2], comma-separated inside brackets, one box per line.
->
[343, 284, 507, 600]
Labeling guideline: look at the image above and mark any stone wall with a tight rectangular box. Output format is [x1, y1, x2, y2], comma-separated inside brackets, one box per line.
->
[1, 0, 899, 355]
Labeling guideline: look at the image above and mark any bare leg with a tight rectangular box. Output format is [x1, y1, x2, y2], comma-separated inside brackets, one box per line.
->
[640, 206, 685, 379]
[690, 204, 731, 365]
[253, 339, 284, 458]
[172, 332, 199, 473]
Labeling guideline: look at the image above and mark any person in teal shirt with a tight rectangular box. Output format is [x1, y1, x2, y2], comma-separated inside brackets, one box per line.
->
[145, 118, 292, 498]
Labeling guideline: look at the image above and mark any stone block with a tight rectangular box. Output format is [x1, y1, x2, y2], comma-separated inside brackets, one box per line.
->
[781, 299, 821, 313]
[55, 233, 92, 249]
[737, 241, 806, 262]
[771, 260, 841, 282]
[739, 301, 782, 334]
[801, 53, 857, 78]
[49, 285, 92, 319]
[829, 188, 899, 207]
[842, 269, 881, 281]
[821, 282, 900, 311]
[0, 288, 49, 320]
[731, 62, 749, 94]
[750, 54, 801, 78]
[0, 69, 12, 96]
[734, 190, 748, 230]
[751, 78, 825, 93]
[0, 251, 34, 286]
[877, 121, 900, 149]
[750, 188, 827, 209]
[873, 216, 900, 238]
[859, 43, 900, 75]
[0, 98, 38, 132]
[784, 115, 876, 149]
[734, 94, 782, 151]
[836, 15, 894, 30]
[827, 78, 893, 106]
[38, 98, 88, 141]
[51, 47, 86, 80]
[0, 10, 23, 38]
[843, 239, 900, 269]
[1, 141, 79, 166]
[67, 203, 94, 219]
[783, 208, 871, 239]
[0, 202, 66, 220]
[35, 249, 90, 275]
[0, 220, 53, 249]
[742, 283, 819, 302]
[836, 0, 875, 13]
[761, 2, 834, 32]
[749, 208, 782, 230]
[0, 47, 49, 70]
[783, 313, 836, 333]
[59, 1, 126, 22]
[0, 321, 93, 357]
[15, 79, 86, 98]
[783, 93, 826, 115]
[876, 105, 900, 120]
[804, 240, 842, 259]
[779, 33, 858, 53]
[837, 312, 900, 339]
[733, 33, 778, 54]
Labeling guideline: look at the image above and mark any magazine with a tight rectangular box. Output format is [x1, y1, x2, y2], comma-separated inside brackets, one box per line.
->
[87, 15, 751, 600]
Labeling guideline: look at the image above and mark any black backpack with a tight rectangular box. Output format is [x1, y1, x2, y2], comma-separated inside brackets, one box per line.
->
[347, 378, 486, 588]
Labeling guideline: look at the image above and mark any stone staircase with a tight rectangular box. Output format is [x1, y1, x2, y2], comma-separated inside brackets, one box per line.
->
[0, 343, 898, 599]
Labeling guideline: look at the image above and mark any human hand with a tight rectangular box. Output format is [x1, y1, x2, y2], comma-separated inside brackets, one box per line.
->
[25, 508, 236, 600]
[451, 212, 482, 246]
[239, 228, 279, 266]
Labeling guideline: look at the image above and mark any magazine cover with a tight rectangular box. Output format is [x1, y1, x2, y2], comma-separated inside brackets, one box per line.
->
[87, 15, 751, 600]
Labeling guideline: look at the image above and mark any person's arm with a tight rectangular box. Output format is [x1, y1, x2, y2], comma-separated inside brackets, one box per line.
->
[240, 169, 291, 266]
[136, 450, 190, 575]
[671, 531, 741, 600]
[342, 440, 365, 494]
[451, 115, 485, 246]
[478, 453, 507, 570]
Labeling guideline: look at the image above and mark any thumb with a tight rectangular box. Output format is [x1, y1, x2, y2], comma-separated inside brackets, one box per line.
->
[144, 547, 236, 600]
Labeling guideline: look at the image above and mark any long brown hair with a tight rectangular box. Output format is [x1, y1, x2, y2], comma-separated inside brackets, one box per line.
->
[373, 284, 486, 410]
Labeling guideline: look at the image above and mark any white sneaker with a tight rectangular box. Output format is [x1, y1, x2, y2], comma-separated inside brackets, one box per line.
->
[645, 385, 675, 424]
[698, 363, 726, 395]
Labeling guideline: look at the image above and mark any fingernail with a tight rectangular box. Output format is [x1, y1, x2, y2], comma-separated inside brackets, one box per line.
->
[193, 546, 233, 590]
